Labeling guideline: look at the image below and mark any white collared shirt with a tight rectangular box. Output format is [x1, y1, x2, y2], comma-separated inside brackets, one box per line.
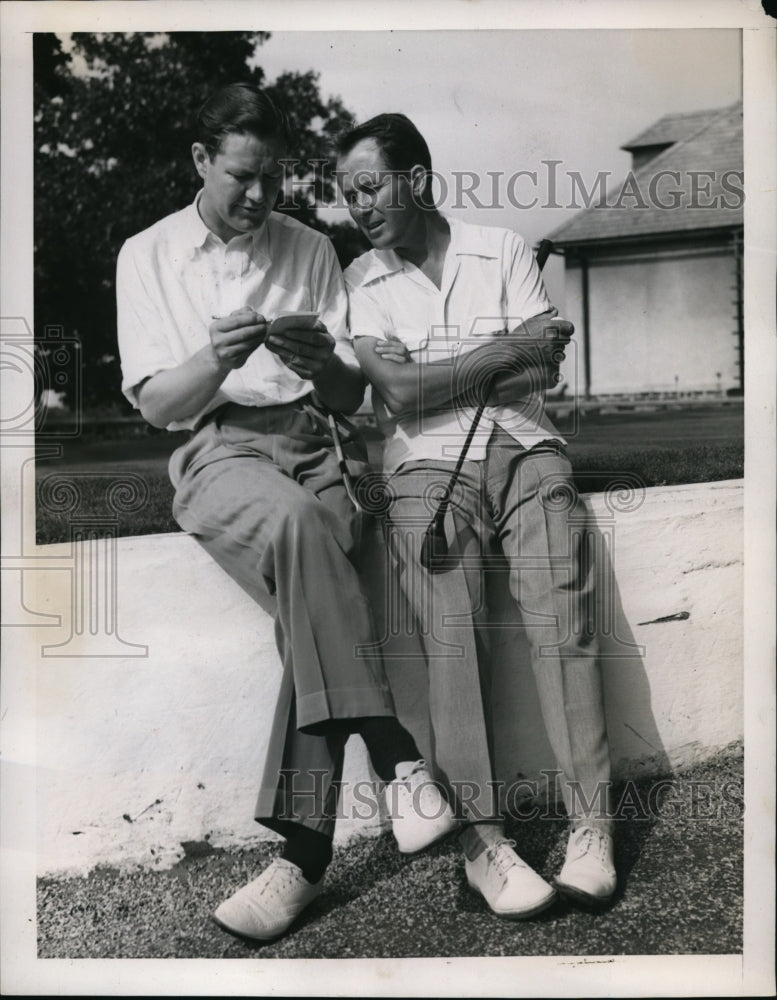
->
[344, 217, 563, 472]
[117, 196, 356, 431]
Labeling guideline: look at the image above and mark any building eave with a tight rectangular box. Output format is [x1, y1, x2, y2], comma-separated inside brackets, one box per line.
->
[554, 225, 743, 258]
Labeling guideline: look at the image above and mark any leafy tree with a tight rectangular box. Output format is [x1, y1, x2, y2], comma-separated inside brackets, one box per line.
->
[33, 31, 363, 414]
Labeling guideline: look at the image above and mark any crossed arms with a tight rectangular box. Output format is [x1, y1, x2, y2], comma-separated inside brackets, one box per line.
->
[352, 311, 573, 422]
[132, 307, 568, 429]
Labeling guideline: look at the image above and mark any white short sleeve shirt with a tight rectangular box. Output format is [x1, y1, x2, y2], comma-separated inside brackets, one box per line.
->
[344, 217, 563, 472]
[117, 197, 356, 431]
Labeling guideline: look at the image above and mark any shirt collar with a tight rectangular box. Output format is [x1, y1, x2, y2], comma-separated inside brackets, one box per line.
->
[354, 216, 498, 287]
[178, 192, 272, 262]
[353, 247, 405, 287]
[447, 217, 499, 259]
[176, 193, 212, 257]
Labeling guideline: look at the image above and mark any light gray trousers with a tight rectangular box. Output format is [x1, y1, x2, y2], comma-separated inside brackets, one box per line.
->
[387, 428, 612, 831]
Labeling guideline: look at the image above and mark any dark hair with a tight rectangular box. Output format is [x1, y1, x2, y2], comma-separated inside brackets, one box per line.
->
[196, 83, 291, 158]
[336, 113, 434, 205]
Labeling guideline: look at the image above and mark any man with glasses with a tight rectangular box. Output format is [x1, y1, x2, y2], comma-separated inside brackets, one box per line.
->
[337, 113, 616, 920]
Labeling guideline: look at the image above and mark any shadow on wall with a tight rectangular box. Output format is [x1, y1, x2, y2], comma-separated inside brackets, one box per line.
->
[487, 525, 669, 788]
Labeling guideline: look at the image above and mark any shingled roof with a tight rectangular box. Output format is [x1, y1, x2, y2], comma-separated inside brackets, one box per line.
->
[621, 106, 726, 152]
[549, 103, 743, 248]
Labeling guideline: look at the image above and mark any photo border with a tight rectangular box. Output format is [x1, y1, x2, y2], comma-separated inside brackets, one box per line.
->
[1, 1, 774, 996]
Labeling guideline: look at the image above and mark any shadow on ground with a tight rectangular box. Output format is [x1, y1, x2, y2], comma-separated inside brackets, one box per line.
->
[37, 745, 743, 959]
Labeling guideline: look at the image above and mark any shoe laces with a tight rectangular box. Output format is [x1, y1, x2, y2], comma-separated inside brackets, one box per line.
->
[259, 859, 306, 901]
[485, 838, 526, 877]
[571, 826, 609, 863]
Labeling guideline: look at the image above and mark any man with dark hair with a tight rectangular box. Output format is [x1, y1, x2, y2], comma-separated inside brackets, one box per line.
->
[339, 112, 436, 207]
[337, 113, 616, 920]
[195, 80, 293, 157]
[116, 85, 456, 943]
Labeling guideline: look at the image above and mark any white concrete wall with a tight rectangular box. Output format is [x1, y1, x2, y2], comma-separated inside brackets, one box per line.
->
[16, 480, 742, 875]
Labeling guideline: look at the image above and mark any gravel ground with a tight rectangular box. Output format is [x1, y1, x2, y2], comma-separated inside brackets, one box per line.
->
[37, 745, 743, 959]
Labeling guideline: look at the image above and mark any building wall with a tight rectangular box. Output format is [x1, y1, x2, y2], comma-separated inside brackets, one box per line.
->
[561, 247, 740, 397]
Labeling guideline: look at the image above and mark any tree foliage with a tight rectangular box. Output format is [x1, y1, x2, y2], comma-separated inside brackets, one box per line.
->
[33, 31, 365, 412]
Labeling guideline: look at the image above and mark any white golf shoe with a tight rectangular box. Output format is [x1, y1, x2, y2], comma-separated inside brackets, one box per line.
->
[387, 759, 459, 855]
[554, 826, 617, 905]
[465, 838, 557, 919]
[212, 857, 323, 941]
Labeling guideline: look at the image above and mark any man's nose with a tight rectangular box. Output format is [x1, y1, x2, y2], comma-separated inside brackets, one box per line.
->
[245, 178, 265, 204]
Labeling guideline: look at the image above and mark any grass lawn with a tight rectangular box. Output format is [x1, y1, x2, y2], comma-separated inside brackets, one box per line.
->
[34, 403, 744, 544]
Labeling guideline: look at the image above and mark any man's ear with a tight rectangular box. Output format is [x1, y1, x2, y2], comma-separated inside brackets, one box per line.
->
[192, 142, 210, 182]
[409, 164, 429, 203]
